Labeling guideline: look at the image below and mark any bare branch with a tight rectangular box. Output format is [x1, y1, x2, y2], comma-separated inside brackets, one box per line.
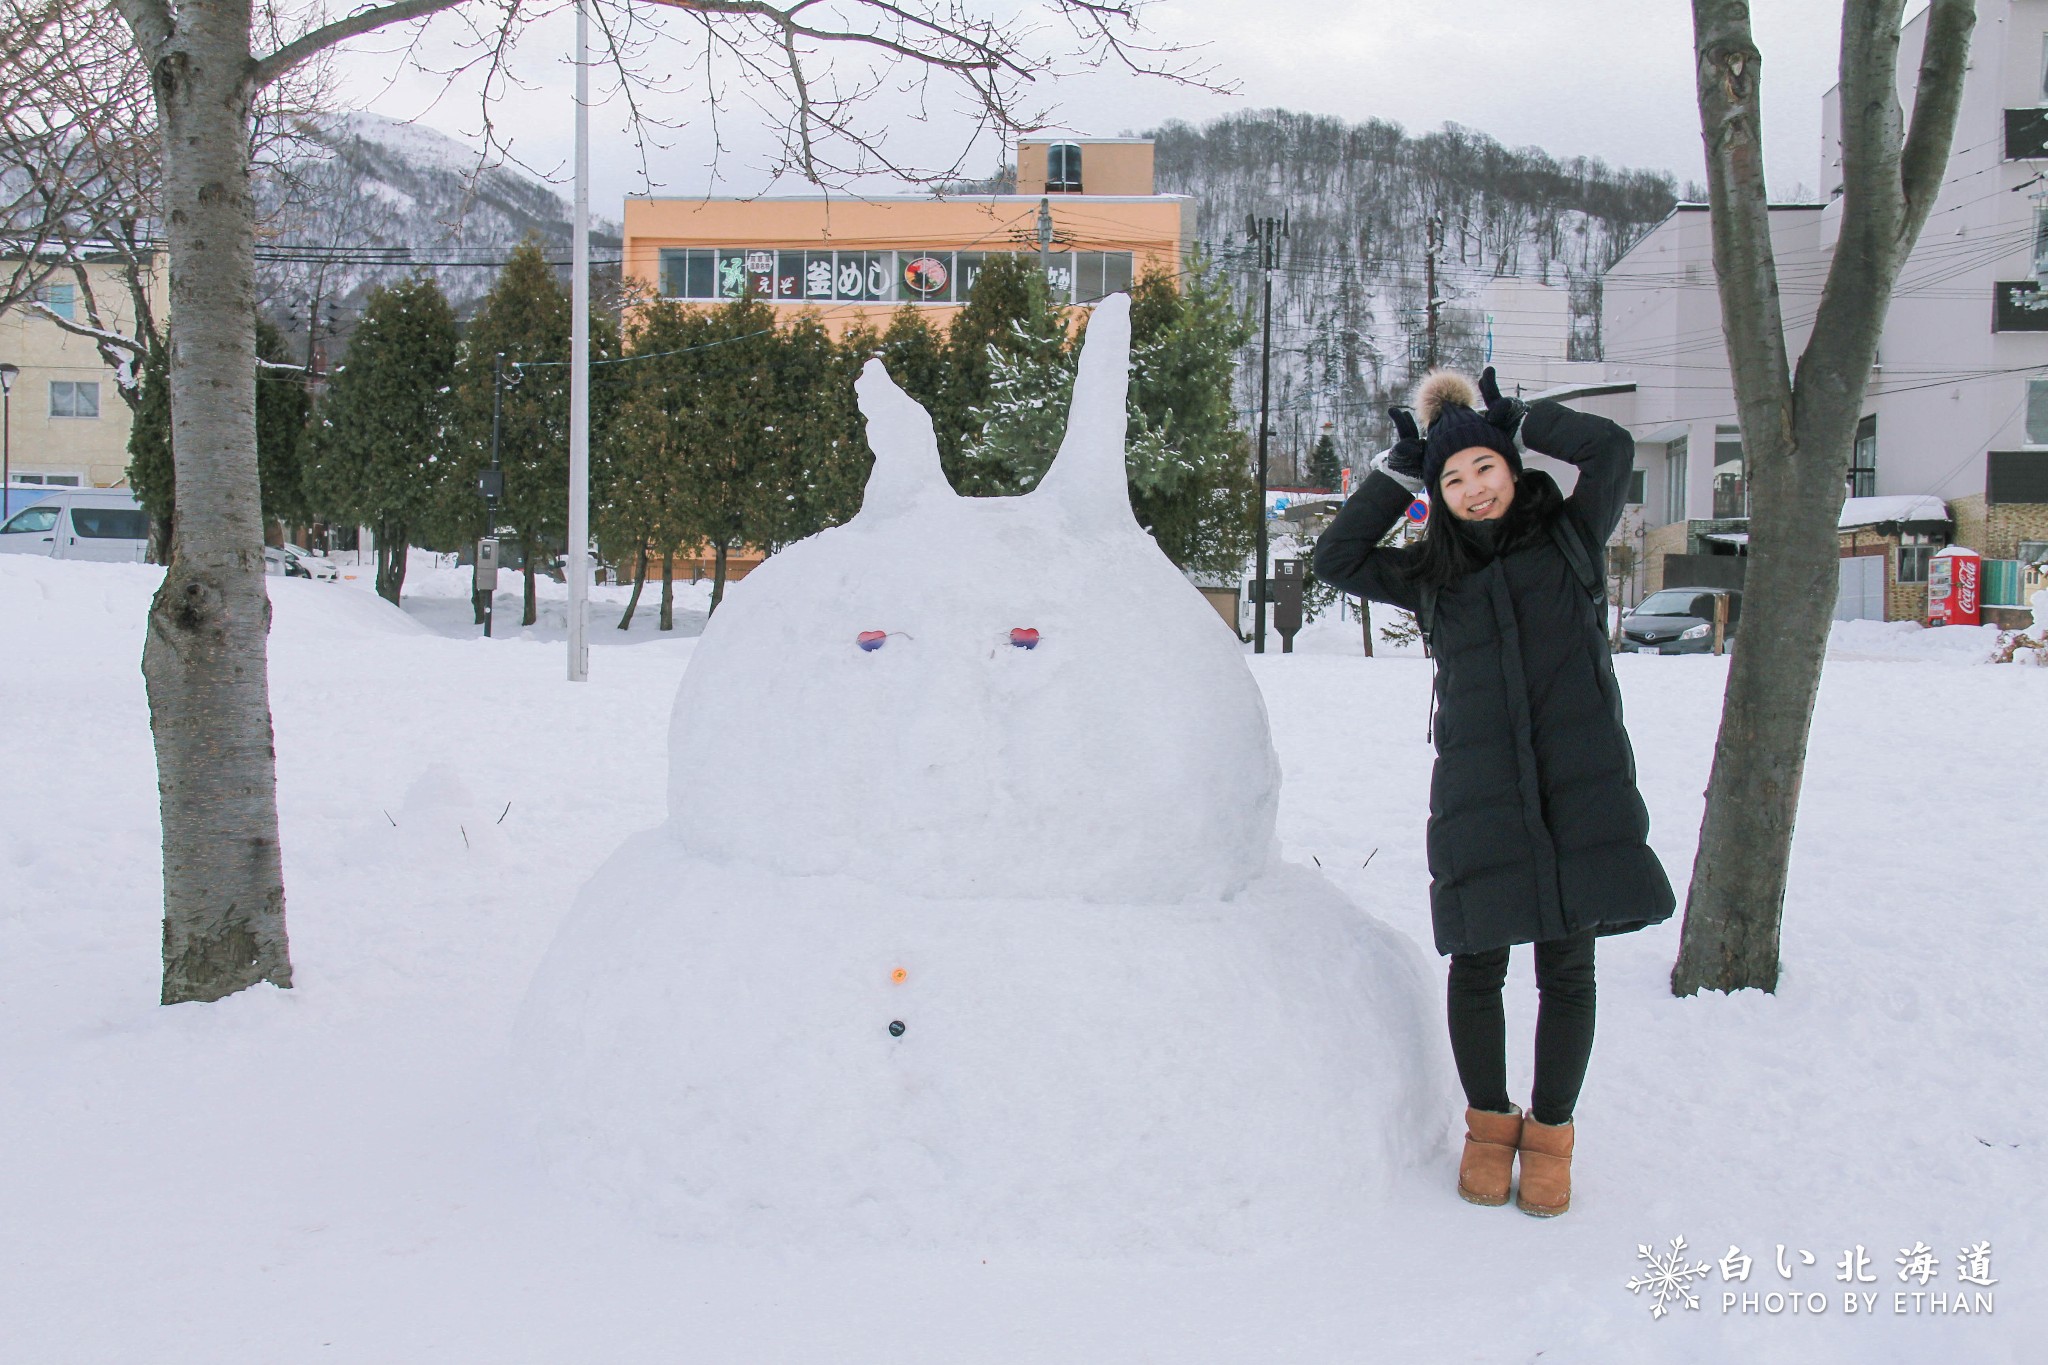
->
[31, 298, 146, 353]
[250, 0, 474, 90]
[1690, 0, 1792, 414]
[107, 0, 171, 59]
[1897, 0, 1977, 238]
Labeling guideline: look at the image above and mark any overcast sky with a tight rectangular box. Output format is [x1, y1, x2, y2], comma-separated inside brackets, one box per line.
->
[330, 0, 1848, 214]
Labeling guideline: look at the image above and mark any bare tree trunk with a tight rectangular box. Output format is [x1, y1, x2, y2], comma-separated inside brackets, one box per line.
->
[710, 541, 729, 615]
[521, 533, 538, 626]
[618, 543, 648, 630]
[659, 549, 674, 631]
[1673, 0, 1973, 996]
[374, 522, 407, 604]
[134, 0, 291, 1004]
[1359, 597, 1373, 657]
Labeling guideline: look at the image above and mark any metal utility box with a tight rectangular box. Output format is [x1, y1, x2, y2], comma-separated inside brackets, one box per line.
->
[476, 536, 501, 591]
[1273, 558, 1305, 651]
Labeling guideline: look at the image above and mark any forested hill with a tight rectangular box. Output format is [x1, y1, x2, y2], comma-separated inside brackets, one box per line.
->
[256, 113, 624, 364]
[1147, 109, 1682, 477]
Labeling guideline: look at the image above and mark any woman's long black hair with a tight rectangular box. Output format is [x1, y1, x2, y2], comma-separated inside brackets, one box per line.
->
[1405, 467, 1566, 590]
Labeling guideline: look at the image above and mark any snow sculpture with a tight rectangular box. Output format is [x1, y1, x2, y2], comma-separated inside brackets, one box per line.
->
[516, 296, 1452, 1255]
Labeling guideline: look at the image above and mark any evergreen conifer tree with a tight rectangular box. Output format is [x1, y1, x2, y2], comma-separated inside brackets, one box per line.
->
[128, 319, 313, 564]
[1308, 430, 1341, 491]
[963, 258, 1256, 575]
[458, 240, 573, 626]
[600, 299, 709, 631]
[945, 253, 1058, 492]
[304, 275, 459, 603]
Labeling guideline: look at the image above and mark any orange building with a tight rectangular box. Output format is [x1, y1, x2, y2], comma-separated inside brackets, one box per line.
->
[620, 137, 1194, 336]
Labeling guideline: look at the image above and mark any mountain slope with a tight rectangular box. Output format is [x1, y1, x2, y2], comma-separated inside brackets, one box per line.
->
[257, 112, 623, 363]
[1149, 109, 1680, 477]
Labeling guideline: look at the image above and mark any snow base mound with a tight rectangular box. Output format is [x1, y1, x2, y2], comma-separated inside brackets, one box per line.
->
[515, 833, 1452, 1257]
[514, 299, 1452, 1256]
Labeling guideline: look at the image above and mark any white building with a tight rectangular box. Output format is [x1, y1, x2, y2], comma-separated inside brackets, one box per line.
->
[1591, 0, 2048, 624]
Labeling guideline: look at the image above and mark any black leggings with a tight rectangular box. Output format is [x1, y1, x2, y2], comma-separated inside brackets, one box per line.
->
[1446, 929, 1596, 1127]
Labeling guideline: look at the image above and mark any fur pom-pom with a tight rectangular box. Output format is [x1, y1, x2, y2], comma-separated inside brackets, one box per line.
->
[1414, 370, 1479, 428]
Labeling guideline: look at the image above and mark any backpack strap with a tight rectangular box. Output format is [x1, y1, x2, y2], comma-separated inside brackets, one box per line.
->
[1417, 581, 1441, 742]
[1549, 515, 1607, 615]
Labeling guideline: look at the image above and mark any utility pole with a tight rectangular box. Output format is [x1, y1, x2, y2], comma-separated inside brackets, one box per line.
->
[1424, 212, 1443, 370]
[1037, 197, 1056, 301]
[1247, 211, 1286, 654]
[567, 0, 591, 682]
[480, 351, 508, 639]
[0, 362, 16, 520]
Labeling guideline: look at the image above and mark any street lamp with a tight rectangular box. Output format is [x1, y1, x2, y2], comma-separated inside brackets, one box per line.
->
[0, 362, 18, 521]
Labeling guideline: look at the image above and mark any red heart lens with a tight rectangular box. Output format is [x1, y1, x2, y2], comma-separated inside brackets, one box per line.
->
[1009, 628, 1040, 649]
[857, 631, 887, 652]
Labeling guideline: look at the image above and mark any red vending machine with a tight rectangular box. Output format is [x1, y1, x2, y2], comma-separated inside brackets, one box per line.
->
[1927, 546, 1981, 626]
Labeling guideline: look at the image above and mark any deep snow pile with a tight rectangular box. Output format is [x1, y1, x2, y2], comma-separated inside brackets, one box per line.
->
[2, 550, 2040, 1360]
[515, 297, 1450, 1254]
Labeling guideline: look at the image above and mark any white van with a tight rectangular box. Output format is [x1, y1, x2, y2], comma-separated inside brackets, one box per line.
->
[0, 488, 150, 563]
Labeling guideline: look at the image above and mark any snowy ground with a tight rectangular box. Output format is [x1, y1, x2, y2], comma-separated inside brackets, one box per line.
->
[1, 556, 2037, 1363]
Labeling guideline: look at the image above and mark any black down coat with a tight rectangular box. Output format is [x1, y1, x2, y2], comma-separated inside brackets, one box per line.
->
[1312, 400, 1676, 956]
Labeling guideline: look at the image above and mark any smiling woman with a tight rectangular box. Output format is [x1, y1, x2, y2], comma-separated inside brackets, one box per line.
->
[1312, 365, 1675, 1218]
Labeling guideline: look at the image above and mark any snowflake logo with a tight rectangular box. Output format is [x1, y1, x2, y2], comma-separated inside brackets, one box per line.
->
[1627, 1236, 1714, 1319]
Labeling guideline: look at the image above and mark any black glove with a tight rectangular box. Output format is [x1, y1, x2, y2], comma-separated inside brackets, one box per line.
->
[1382, 406, 1425, 480]
[1477, 366, 1528, 441]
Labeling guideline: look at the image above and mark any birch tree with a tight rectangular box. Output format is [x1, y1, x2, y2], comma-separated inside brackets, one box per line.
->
[86, 0, 1205, 1002]
[1672, 0, 1975, 996]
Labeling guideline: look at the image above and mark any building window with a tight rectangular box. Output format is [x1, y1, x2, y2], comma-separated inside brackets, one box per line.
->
[1898, 531, 1941, 584]
[1069, 250, 1135, 302]
[1849, 414, 1877, 497]
[35, 282, 76, 321]
[48, 380, 99, 419]
[1988, 448, 2048, 501]
[1626, 468, 1646, 504]
[2029, 380, 2048, 444]
[1047, 143, 1083, 192]
[1712, 424, 1746, 518]
[2019, 539, 2048, 565]
[1665, 435, 1688, 523]
[11, 472, 82, 486]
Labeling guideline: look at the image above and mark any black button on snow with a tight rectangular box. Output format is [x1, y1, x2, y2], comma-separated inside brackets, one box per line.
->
[888, 1020, 906, 1037]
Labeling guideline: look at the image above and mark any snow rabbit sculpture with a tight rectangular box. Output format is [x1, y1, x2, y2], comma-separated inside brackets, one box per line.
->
[516, 294, 1452, 1255]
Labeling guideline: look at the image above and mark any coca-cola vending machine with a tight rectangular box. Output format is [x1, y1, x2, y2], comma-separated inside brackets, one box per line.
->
[1927, 545, 1981, 626]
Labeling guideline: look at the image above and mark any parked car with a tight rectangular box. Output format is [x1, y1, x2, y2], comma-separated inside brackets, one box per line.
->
[0, 488, 149, 563]
[263, 542, 341, 581]
[1619, 586, 1742, 655]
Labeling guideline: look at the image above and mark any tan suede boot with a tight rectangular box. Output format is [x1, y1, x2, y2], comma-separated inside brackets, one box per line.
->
[1457, 1104, 1524, 1206]
[1515, 1116, 1575, 1217]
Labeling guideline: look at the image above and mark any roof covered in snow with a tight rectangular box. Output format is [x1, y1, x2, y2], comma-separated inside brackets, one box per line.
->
[1838, 494, 1949, 529]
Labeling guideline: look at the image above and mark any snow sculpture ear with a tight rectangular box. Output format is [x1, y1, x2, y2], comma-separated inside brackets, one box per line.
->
[1028, 293, 1135, 529]
[854, 357, 954, 522]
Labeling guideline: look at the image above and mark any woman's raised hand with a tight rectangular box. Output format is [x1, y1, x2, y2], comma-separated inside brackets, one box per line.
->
[1384, 407, 1426, 480]
[1477, 367, 1528, 441]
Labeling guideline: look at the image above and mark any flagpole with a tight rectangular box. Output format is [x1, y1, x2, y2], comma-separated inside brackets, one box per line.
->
[567, 0, 592, 681]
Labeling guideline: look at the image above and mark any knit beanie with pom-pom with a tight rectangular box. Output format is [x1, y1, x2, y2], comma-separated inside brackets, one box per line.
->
[1416, 370, 1520, 492]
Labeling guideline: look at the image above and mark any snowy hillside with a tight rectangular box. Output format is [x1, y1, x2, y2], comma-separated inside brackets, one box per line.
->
[1152, 110, 1680, 475]
[0, 553, 2037, 1362]
[257, 112, 625, 355]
